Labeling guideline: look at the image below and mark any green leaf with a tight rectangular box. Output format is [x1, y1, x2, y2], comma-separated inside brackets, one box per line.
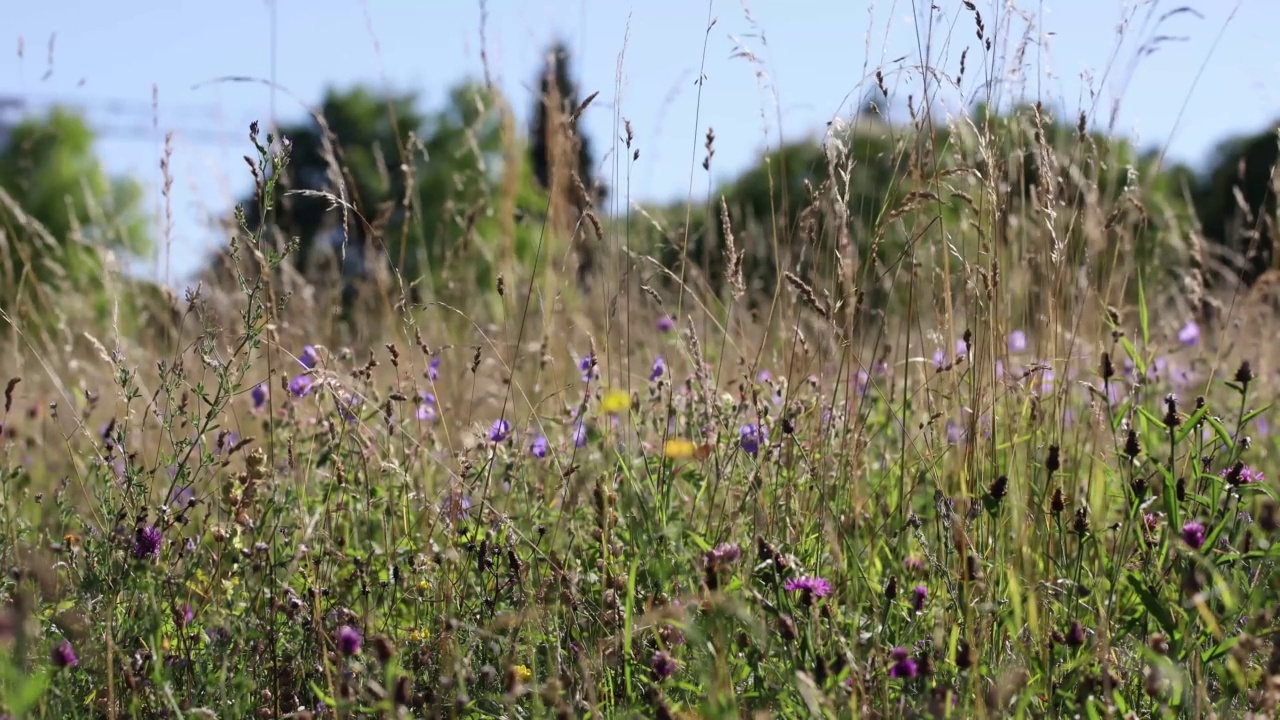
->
[1127, 572, 1179, 642]
[1137, 273, 1150, 348]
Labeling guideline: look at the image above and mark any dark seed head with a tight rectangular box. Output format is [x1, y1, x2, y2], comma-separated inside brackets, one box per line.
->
[884, 575, 898, 602]
[1066, 620, 1086, 647]
[989, 475, 1009, 501]
[1050, 488, 1066, 515]
[1235, 360, 1255, 387]
[1124, 429, 1141, 459]
[1046, 445, 1061, 474]
[1072, 506, 1090, 535]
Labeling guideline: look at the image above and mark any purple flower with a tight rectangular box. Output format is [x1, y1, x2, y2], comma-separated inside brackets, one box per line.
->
[945, 419, 964, 445]
[338, 393, 360, 424]
[251, 383, 267, 410]
[577, 353, 597, 383]
[739, 423, 764, 455]
[51, 640, 78, 668]
[706, 542, 741, 567]
[888, 647, 918, 678]
[911, 585, 928, 612]
[529, 435, 548, 458]
[166, 485, 194, 509]
[1178, 320, 1200, 346]
[336, 625, 362, 656]
[784, 575, 832, 598]
[300, 345, 318, 369]
[1181, 521, 1206, 550]
[853, 369, 871, 395]
[657, 315, 676, 333]
[174, 603, 194, 627]
[489, 419, 512, 443]
[134, 526, 162, 560]
[427, 356, 441, 381]
[903, 556, 925, 573]
[651, 650, 677, 680]
[441, 491, 472, 523]
[571, 421, 588, 448]
[1007, 329, 1028, 354]
[416, 391, 437, 422]
[650, 356, 665, 382]
[1222, 463, 1265, 486]
[932, 349, 946, 369]
[214, 430, 240, 456]
[288, 375, 313, 398]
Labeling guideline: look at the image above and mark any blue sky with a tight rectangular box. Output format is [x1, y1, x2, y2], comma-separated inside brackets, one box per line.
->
[2, 0, 1273, 287]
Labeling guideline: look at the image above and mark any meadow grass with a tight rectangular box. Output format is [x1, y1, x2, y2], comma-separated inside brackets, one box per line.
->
[1, 2, 1279, 719]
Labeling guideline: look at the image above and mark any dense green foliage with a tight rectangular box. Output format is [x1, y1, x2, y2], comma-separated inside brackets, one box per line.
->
[0, 107, 150, 323]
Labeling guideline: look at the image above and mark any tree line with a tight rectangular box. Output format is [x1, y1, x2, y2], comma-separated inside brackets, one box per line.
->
[1, 42, 1278, 329]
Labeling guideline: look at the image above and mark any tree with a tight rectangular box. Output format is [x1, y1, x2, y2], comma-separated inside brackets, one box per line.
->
[228, 82, 541, 295]
[0, 106, 151, 320]
[1193, 125, 1280, 284]
[529, 41, 604, 203]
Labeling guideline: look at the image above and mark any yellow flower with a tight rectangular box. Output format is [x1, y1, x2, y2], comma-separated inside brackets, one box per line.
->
[663, 438, 696, 460]
[601, 389, 631, 415]
[513, 664, 533, 683]
[417, 580, 429, 592]
[409, 627, 431, 642]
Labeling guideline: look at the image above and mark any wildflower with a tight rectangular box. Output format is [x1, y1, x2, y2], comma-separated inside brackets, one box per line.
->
[251, 383, 267, 410]
[288, 374, 313, 398]
[134, 526, 162, 560]
[1007, 329, 1028, 354]
[757, 369, 772, 383]
[888, 647, 918, 679]
[442, 492, 472, 523]
[911, 585, 928, 613]
[932, 348, 946, 369]
[707, 542, 741, 566]
[945, 419, 964, 445]
[657, 315, 675, 333]
[1222, 462, 1265, 486]
[214, 430, 240, 456]
[571, 421, 588, 448]
[336, 625, 362, 656]
[903, 556, 925, 573]
[512, 664, 533, 683]
[601, 389, 630, 415]
[651, 650, 678, 680]
[489, 419, 512, 443]
[784, 575, 833, 599]
[51, 640, 78, 668]
[1178, 320, 1200, 346]
[174, 603, 194, 628]
[1181, 521, 1206, 550]
[427, 356, 440, 381]
[853, 369, 871, 395]
[416, 391, 437, 422]
[663, 438, 696, 460]
[529, 435, 548, 458]
[649, 356, 665, 382]
[739, 423, 765, 455]
[298, 344, 318, 369]
[338, 393, 360, 424]
[578, 354, 596, 383]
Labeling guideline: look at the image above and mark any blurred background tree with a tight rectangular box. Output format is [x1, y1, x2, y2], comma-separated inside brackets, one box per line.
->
[0, 106, 152, 327]
[231, 81, 545, 301]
